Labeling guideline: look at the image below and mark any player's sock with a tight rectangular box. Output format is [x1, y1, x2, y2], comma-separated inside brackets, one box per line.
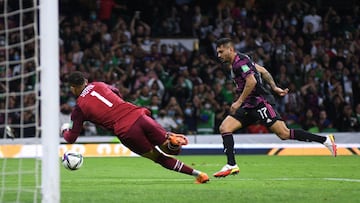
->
[192, 169, 201, 177]
[222, 132, 236, 166]
[155, 154, 194, 175]
[290, 129, 326, 143]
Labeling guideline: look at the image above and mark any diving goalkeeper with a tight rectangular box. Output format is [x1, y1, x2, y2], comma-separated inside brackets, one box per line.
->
[61, 71, 209, 184]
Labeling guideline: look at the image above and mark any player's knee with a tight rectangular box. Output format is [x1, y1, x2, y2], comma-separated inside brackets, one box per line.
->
[141, 149, 160, 161]
[276, 130, 290, 140]
[271, 121, 290, 140]
[219, 123, 228, 134]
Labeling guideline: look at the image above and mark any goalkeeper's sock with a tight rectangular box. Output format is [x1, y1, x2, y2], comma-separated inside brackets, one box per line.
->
[290, 129, 326, 143]
[155, 154, 193, 175]
[222, 132, 236, 166]
[192, 169, 201, 177]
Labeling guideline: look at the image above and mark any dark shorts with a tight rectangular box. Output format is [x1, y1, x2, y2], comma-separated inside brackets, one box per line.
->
[232, 100, 281, 128]
[119, 115, 167, 155]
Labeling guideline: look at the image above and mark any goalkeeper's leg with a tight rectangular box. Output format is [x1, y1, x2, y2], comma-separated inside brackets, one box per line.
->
[120, 116, 209, 183]
[142, 149, 209, 184]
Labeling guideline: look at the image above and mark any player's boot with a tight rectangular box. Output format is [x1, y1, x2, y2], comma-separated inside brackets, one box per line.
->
[195, 172, 209, 184]
[213, 164, 240, 178]
[323, 134, 337, 157]
[166, 132, 189, 146]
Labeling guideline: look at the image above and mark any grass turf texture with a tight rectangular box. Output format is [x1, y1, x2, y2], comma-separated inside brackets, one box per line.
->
[1, 155, 360, 203]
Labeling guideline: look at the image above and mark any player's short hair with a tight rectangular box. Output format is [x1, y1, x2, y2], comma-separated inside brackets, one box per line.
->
[215, 38, 234, 48]
[68, 71, 86, 86]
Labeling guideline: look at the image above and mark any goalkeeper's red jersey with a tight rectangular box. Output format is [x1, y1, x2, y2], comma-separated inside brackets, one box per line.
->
[63, 82, 150, 143]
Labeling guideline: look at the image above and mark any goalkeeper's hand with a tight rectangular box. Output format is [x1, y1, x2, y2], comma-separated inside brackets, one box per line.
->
[60, 123, 71, 136]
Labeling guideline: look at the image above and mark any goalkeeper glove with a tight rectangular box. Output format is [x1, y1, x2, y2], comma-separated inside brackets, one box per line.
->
[60, 123, 71, 136]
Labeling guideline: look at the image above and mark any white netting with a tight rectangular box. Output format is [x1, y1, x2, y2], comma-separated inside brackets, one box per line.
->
[0, 0, 41, 202]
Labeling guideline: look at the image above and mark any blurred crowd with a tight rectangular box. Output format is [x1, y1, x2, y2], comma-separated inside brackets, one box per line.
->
[2, 0, 360, 138]
[59, 0, 360, 135]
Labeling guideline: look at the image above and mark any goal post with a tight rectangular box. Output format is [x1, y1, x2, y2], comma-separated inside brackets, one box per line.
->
[40, 0, 60, 202]
[0, 0, 59, 202]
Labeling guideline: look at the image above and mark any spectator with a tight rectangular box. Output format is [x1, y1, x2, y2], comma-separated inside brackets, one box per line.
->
[148, 76, 165, 99]
[183, 100, 198, 134]
[156, 109, 179, 131]
[337, 104, 359, 132]
[178, 4, 194, 36]
[164, 96, 183, 118]
[302, 8, 322, 34]
[318, 110, 334, 132]
[133, 85, 151, 107]
[148, 94, 161, 119]
[299, 108, 319, 132]
[55, 0, 360, 135]
[97, 0, 127, 27]
[130, 11, 151, 45]
[300, 80, 320, 115]
[247, 123, 269, 134]
[197, 101, 215, 134]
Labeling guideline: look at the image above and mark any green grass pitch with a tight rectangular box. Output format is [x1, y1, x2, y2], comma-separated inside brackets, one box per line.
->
[2, 155, 360, 202]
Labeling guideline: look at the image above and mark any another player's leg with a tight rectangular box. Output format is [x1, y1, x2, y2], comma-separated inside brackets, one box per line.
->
[290, 129, 336, 157]
[323, 134, 336, 156]
[270, 121, 337, 157]
[214, 116, 241, 178]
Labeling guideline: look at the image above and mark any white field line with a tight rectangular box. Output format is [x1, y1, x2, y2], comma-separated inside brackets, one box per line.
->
[116, 177, 360, 182]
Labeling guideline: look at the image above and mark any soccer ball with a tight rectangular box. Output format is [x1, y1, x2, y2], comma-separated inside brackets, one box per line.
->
[62, 151, 83, 170]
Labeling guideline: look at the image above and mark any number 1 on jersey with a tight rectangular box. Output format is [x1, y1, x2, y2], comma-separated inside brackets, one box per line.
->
[90, 91, 113, 107]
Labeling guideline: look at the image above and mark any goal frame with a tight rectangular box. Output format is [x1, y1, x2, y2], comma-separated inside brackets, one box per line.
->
[40, 0, 60, 202]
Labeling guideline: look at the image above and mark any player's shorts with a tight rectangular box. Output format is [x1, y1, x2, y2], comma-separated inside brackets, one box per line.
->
[119, 115, 167, 155]
[232, 100, 281, 128]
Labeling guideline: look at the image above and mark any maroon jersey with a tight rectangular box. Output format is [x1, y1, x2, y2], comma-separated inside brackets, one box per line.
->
[232, 53, 268, 108]
[63, 82, 150, 143]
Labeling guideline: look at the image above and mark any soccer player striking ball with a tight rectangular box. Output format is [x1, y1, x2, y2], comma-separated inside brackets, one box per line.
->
[61, 71, 209, 184]
[213, 38, 337, 178]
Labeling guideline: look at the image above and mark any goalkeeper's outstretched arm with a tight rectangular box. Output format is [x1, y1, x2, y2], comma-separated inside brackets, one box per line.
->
[61, 106, 84, 143]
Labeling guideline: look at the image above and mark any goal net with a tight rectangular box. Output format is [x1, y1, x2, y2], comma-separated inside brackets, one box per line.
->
[0, 0, 59, 202]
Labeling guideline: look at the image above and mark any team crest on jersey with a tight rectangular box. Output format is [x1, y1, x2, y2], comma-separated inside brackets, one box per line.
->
[241, 65, 250, 72]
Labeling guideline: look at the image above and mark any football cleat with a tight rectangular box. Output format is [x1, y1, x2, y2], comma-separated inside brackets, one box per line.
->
[323, 134, 337, 157]
[166, 132, 189, 146]
[213, 164, 240, 178]
[195, 172, 209, 184]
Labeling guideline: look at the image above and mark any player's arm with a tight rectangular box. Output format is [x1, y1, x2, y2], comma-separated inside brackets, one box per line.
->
[231, 74, 257, 114]
[255, 63, 289, 96]
[61, 106, 84, 144]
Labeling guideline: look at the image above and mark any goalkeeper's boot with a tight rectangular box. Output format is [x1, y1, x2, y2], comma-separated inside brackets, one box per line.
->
[323, 134, 337, 157]
[166, 132, 189, 146]
[213, 164, 240, 178]
[195, 172, 209, 184]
